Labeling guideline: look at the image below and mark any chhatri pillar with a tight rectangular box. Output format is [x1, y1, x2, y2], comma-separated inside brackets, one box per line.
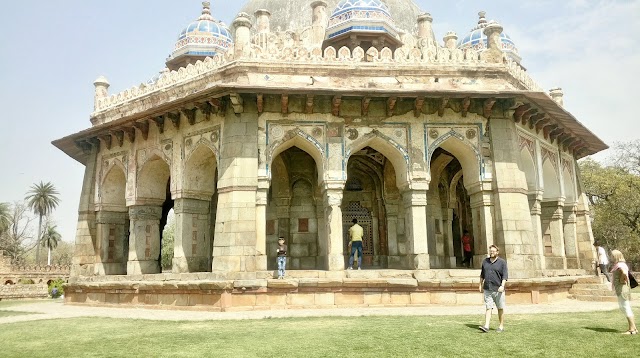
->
[322, 181, 345, 271]
[127, 204, 163, 275]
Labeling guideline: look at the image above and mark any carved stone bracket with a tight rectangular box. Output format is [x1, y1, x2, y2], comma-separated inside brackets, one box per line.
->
[305, 95, 314, 114]
[123, 127, 135, 143]
[180, 108, 196, 126]
[387, 96, 397, 117]
[414, 97, 425, 117]
[332, 95, 342, 116]
[229, 93, 244, 114]
[167, 112, 180, 129]
[461, 97, 471, 118]
[362, 96, 371, 116]
[483, 98, 496, 118]
[256, 93, 264, 114]
[152, 116, 165, 134]
[98, 134, 112, 150]
[134, 120, 149, 140]
[110, 130, 124, 147]
[437, 97, 449, 117]
[281, 94, 289, 114]
[195, 101, 211, 121]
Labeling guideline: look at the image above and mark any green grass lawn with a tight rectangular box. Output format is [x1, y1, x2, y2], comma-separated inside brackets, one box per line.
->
[0, 310, 638, 357]
[0, 300, 38, 318]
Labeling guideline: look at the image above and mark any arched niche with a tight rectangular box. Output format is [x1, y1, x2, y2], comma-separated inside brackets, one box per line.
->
[562, 168, 576, 204]
[183, 144, 217, 198]
[101, 164, 127, 211]
[269, 133, 325, 184]
[519, 148, 537, 191]
[347, 134, 409, 190]
[137, 155, 171, 202]
[430, 136, 481, 190]
[542, 160, 560, 199]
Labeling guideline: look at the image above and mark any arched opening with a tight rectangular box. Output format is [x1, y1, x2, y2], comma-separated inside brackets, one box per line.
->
[176, 145, 218, 273]
[267, 146, 322, 270]
[429, 147, 473, 269]
[134, 155, 172, 274]
[343, 146, 400, 269]
[4, 280, 14, 285]
[98, 164, 129, 275]
[541, 159, 564, 268]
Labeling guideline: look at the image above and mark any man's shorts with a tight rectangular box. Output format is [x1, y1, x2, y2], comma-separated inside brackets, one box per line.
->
[484, 290, 506, 310]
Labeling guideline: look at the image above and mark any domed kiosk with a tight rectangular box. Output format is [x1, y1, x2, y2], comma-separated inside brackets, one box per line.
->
[54, 1, 608, 311]
[165, 1, 233, 70]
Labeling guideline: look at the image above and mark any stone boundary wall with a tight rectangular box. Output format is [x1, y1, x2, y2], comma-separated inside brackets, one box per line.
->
[65, 273, 580, 311]
[0, 283, 48, 300]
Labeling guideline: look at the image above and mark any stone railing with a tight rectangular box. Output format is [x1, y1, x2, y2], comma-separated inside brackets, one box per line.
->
[94, 43, 543, 113]
[0, 283, 48, 299]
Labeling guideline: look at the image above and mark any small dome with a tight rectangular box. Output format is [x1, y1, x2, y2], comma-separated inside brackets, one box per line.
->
[168, 2, 233, 65]
[458, 11, 520, 62]
[326, 0, 398, 41]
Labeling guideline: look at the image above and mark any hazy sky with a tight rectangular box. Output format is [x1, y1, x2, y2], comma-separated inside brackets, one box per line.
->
[0, 0, 638, 244]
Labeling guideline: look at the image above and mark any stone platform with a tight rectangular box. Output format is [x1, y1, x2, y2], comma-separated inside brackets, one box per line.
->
[64, 270, 588, 312]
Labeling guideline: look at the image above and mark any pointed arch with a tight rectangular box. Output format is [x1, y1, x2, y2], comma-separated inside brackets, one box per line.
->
[137, 154, 171, 203]
[183, 144, 217, 199]
[542, 158, 560, 199]
[268, 129, 325, 184]
[519, 148, 537, 192]
[449, 170, 464, 205]
[100, 163, 127, 210]
[346, 131, 410, 189]
[428, 133, 481, 189]
[562, 167, 576, 204]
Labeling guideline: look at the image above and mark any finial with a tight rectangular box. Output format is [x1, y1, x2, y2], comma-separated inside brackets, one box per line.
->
[418, 12, 433, 22]
[199, 1, 214, 21]
[478, 11, 487, 26]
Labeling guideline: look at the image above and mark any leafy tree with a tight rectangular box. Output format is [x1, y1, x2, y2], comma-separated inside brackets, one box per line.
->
[161, 211, 175, 271]
[51, 240, 73, 266]
[580, 140, 640, 268]
[0, 202, 11, 237]
[41, 224, 61, 266]
[25, 181, 60, 265]
[0, 201, 36, 263]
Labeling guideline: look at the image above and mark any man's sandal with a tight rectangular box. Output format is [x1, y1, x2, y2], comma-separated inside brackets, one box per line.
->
[622, 330, 638, 335]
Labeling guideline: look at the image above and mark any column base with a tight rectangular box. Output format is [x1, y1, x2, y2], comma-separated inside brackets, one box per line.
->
[172, 257, 210, 273]
[96, 262, 126, 275]
[326, 254, 344, 271]
[127, 260, 161, 275]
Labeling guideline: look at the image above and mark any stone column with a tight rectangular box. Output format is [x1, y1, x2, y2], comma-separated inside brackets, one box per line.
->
[469, 188, 495, 269]
[233, 13, 252, 58]
[563, 205, 579, 269]
[254, 9, 271, 34]
[402, 189, 430, 269]
[127, 205, 162, 275]
[443, 207, 456, 268]
[575, 193, 596, 269]
[443, 31, 458, 50]
[417, 13, 434, 44]
[323, 182, 344, 271]
[173, 198, 211, 273]
[254, 178, 269, 271]
[481, 22, 504, 63]
[310, 1, 328, 47]
[541, 200, 566, 269]
[93, 76, 109, 111]
[94, 210, 128, 275]
[385, 200, 400, 266]
[489, 118, 543, 277]
[71, 141, 99, 277]
[528, 191, 545, 269]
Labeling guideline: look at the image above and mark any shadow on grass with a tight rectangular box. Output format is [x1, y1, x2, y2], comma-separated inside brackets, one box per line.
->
[464, 323, 484, 331]
[583, 326, 619, 333]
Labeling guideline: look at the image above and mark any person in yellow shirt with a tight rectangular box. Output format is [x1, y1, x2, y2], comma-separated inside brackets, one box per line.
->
[348, 218, 364, 270]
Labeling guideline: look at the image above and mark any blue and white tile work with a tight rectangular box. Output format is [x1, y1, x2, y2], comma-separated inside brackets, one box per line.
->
[457, 11, 520, 62]
[326, 0, 398, 41]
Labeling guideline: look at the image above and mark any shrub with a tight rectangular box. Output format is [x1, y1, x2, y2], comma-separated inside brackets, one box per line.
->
[48, 279, 65, 298]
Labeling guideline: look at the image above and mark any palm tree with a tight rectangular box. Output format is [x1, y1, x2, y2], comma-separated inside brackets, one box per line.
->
[0, 202, 11, 237]
[41, 225, 61, 266]
[25, 182, 60, 265]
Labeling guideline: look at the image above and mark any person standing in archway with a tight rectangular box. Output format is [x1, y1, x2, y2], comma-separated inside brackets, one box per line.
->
[461, 230, 473, 268]
[348, 219, 364, 270]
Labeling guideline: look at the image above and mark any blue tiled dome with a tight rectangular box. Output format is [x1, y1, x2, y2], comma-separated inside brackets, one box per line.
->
[458, 11, 520, 62]
[169, 2, 233, 60]
[326, 0, 398, 40]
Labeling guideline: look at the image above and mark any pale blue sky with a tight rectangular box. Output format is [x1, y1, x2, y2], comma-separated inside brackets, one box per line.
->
[0, 0, 638, 243]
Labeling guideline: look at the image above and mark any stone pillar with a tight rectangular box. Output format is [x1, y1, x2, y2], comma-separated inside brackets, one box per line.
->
[254, 179, 269, 271]
[385, 201, 400, 261]
[444, 207, 456, 268]
[323, 182, 344, 271]
[127, 205, 162, 275]
[490, 118, 543, 277]
[173, 198, 211, 273]
[482, 22, 504, 63]
[443, 31, 458, 50]
[402, 189, 430, 269]
[541, 200, 566, 270]
[93, 76, 109, 111]
[575, 193, 596, 269]
[417, 13, 434, 43]
[254, 9, 271, 34]
[94, 210, 128, 275]
[310, 1, 328, 47]
[528, 191, 545, 269]
[549, 88, 564, 107]
[563, 205, 579, 269]
[469, 188, 495, 268]
[71, 142, 99, 277]
[233, 12, 252, 58]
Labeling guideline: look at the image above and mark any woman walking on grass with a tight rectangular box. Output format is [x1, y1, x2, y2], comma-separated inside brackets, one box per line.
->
[610, 249, 637, 335]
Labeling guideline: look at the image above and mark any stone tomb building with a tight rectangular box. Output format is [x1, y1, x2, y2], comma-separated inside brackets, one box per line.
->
[54, 1, 607, 310]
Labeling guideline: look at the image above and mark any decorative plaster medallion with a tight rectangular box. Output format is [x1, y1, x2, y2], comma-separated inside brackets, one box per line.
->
[312, 127, 323, 138]
[185, 138, 193, 147]
[210, 131, 218, 143]
[164, 144, 172, 151]
[271, 125, 284, 140]
[347, 128, 359, 140]
[429, 129, 439, 139]
[395, 129, 403, 138]
[466, 129, 476, 140]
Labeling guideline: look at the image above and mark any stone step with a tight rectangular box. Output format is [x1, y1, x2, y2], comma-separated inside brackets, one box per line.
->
[570, 283, 611, 290]
[575, 276, 606, 284]
[572, 294, 618, 302]
[569, 288, 616, 297]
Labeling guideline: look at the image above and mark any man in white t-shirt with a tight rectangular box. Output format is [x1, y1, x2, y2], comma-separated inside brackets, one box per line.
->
[593, 241, 610, 282]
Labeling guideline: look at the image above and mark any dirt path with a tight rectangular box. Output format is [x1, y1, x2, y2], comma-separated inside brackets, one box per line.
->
[1, 298, 636, 324]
